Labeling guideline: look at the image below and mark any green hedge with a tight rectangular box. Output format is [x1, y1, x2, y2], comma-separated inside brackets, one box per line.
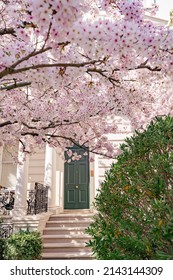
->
[87, 116, 173, 259]
[3, 229, 42, 260]
[0, 238, 6, 260]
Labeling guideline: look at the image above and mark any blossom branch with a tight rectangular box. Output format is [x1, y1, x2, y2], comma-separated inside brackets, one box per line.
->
[20, 131, 115, 158]
[0, 120, 17, 128]
[87, 68, 121, 86]
[0, 81, 31, 90]
[0, 59, 104, 79]
[0, 28, 15, 36]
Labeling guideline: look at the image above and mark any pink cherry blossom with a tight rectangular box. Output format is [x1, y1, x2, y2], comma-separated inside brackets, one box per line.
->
[0, 0, 173, 160]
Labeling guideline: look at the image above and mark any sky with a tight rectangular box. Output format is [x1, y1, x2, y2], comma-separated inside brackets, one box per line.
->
[155, 0, 173, 20]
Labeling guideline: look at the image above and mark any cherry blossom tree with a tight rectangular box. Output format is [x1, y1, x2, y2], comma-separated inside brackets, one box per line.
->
[0, 0, 173, 160]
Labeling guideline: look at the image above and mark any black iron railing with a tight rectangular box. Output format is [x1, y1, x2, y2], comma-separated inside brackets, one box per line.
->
[27, 183, 48, 215]
[0, 189, 15, 215]
[0, 183, 48, 216]
[0, 223, 13, 238]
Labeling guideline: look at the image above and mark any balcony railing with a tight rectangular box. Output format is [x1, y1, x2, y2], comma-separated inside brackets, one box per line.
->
[0, 188, 15, 215]
[0, 223, 13, 238]
[27, 183, 48, 215]
[0, 182, 48, 216]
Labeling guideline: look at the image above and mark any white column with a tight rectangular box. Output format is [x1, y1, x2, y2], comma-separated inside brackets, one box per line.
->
[44, 145, 56, 213]
[56, 171, 60, 208]
[60, 171, 64, 210]
[13, 142, 29, 216]
[94, 154, 99, 197]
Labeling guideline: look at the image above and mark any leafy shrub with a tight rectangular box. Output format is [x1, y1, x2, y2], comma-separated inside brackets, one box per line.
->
[3, 228, 42, 260]
[87, 116, 173, 260]
[0, 238, 5, 260]
[0, 218, 5, 260]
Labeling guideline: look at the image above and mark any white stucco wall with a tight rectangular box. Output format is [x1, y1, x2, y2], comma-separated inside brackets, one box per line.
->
[27, 148, 45, 190]
[1, 145, 17, 189]
[95, 117, 132, 187]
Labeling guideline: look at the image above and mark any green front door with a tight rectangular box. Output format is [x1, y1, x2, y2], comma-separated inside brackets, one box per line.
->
[64, 146, 89, 209]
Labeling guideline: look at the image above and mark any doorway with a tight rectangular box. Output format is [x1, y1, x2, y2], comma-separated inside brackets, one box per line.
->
[64, 146, 89, 209]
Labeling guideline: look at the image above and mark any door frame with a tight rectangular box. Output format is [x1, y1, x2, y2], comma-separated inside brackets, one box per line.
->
[64, 145, 90, 209]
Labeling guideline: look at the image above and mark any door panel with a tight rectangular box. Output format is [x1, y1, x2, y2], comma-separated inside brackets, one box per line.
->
[64, 146, 89, 209]
[67, 163, 75, 184]
[68, 189, 75, 203]
[79, 190, 87, 203]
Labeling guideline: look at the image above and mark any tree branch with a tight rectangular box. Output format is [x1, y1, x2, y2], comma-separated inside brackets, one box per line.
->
[20, 131, 115, 158]
[21, 120, 80, 130]
[135, 64, 161, 71]
[111, 60, 161, 73]
[0, 120, 17, 128]
[0, 28, 15, 36]
[0, 81, 31, 90]
[41, 21, 52, 50]
[0, 59, 103, 78]
[0, 46, 52, 79]
[10, 46, 52, 70]
[87, 68, 120, 85]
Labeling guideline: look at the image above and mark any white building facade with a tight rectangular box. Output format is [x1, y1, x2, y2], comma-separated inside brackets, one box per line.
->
[0, 2, 170, 231]
[0, 117, 132, 211]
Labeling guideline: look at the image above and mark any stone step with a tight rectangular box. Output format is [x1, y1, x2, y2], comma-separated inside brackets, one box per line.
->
[46, 220, 92, 228]
[42, 234, 91, 244]
[42, 243, 91, 253]
[42, 252, 94, 260]
[63, 209, 92, 214]
[41, 211, 94, 259]
[43, 227, 87, 235]
[43, 242, 87, 248]
[49, 214, 93, 221]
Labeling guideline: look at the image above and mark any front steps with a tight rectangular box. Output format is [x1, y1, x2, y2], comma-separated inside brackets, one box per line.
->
[42, 210, 94, 259]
